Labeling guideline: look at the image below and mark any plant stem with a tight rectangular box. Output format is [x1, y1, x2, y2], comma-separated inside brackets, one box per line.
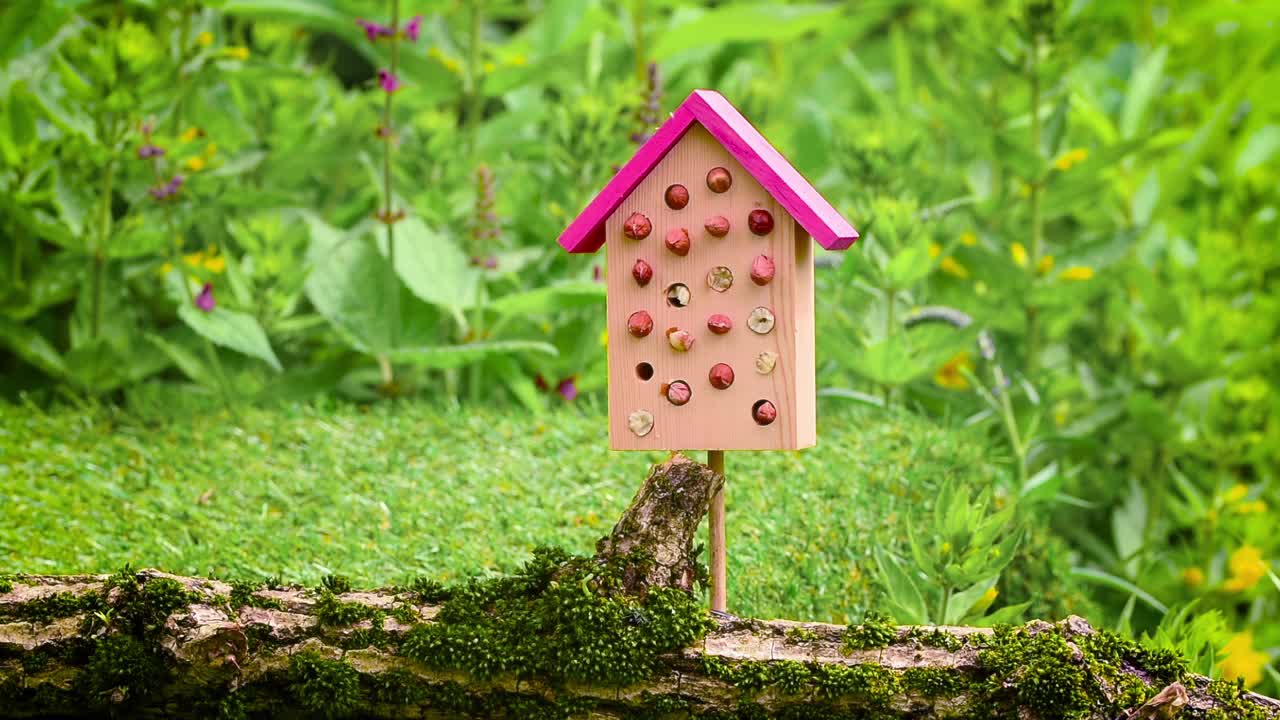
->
[91, 135, 116, 341]
[465, 2, 483, 155]
[882, 286, 896, 409]
[381, 0, 402, 383]
[1024, 33, 1044, 377]
[632, 0, 647, 86]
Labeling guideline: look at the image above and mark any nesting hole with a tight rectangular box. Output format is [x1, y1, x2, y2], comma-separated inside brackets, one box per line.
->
[636, 362, 654, 381]
[665, 283, 691, 308]
[752, 399, 778, 426]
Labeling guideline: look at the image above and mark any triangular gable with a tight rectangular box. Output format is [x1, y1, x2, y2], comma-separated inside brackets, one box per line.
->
[557, 89, 858, 254]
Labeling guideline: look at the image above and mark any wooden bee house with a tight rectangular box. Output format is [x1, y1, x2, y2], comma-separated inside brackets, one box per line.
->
[559, 90, 858, 451]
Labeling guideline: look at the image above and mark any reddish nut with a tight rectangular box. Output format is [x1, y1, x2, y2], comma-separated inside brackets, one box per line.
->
[627, 310, 654, 338]
[664, 380, 692, 406]
[752, 400, 777, 425]
[623, 212, 652, 240]
[709, 363, 735, 389]
[705, 215, 730, 238]
[748, 209, 774, 235]
[632, 259, 653, 286]
[707, 314, 733, 334]
[665, 184, 690, 210]
[665, 227, 691, 256]
[666, 327, 695, 352]
[750, 255, 776, 285]
[706, 167, 732, 193]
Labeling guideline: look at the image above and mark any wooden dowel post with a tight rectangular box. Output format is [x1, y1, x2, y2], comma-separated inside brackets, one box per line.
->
[707, 449, 726, 613]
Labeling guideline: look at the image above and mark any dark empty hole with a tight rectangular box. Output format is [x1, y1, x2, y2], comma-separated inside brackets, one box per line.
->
[666, 283, 690, 307]
[636, 362, 654, 381]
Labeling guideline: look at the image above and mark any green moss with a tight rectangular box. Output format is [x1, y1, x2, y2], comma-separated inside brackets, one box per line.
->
[0, 590, 104, 623]
[389, 602, 420, 625]
[1204, 678, 1270, 720]
[840, 611, 898, 652]
[405, 576, 452, 603]
[313, 591, 382, 627]
[0, 575, 12, 594]
[399, 546, 712, 687]
[321, 574, 352, 594]
[80, 635, 167, 705]
[783, 627, 819, 644]
[977, 625, 1092, 719]
[288, 651, 360, 719]
[905, 627, 965, 651]
[228, 580, 285, 611]
[902, 667, 965, 697]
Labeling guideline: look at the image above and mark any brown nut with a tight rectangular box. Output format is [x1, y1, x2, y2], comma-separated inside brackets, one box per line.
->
[706, 167, 732, 193]
[709, 363, 734, 389]
[627, 310, 654, 338]
[664, 380, 692, 406]
[665, 184, 690, 210]
[752, 400, 777, 425]
[750, 255, 776, 285]
[632, 259, 653, 286]
[666, 327, 695, 352]
[706, 266, 733, 292]
[748, 209, 774, 235]
[665, 228, 691, 256]
[623, 212, 652, 240]
[747, 306, 775, 335]
[704, 215, 730, 238]
[707, 314, 733, 334]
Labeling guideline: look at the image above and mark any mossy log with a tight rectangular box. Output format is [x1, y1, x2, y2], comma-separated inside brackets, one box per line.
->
[2, 454, 1277, 719]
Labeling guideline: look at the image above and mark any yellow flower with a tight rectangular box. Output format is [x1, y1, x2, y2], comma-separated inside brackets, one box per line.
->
[959, 231, 977, 247]
[179, 127, 203, 143]
[1182, 567, 1205, 587]
[1037, 255, 1055, 275]
[158, 262, 174, 275]
[1223, 545, 1267, 592]
[442, 57, 462, 73]
[940, 542, 952, 554]
[197, 31, 213, 47]
[600, 329, 608, 348]
[934, 351, 974, 390]
[483, 61, 496, 73]
[1059, 266, 1095, 281]
[183, 251, 205, 267]
[1011, 242, 1028, 268]
[204, 143, 218, 158]
[1219, 631, 1269, 688]
[1053, 148, 1089, 171]
[1236, 500, 1268, 515]
[979, 586, 998, 606]
[928, 242, 942, 259]
[203, 256, 226, 273]
[939, 256, 970, 279]
[1225, 484, 1250, 503]
[511, 54, 527, 66]
[226, 46, 250, 61]
[184, 156, 206, 171]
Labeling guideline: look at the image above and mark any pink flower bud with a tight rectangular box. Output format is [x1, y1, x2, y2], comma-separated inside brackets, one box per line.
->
[750, 255, 776, 285]
[665, 227, 691, 256]
[709, 363, 734, 389]
[665, 184, 689, 210]
[632, 259, 653, 286]
[752, 400, 777, 425]
[706, 314, 732, 335]
[704, 215, 730, 238]
[623, 212, 652, 240]
[665, 380, 692, 406]
[748, 209, 774, 235]
[628, 310, 654, 338]
[666, 327, 695, 352]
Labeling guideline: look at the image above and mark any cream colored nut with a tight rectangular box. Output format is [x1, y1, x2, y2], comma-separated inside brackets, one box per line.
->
[755, 351, 778, 374]
[666, 283, 691, 307]
[747, 306, 775, 335]
[706, 266, 733, 292]
[628, 409, 654, 437]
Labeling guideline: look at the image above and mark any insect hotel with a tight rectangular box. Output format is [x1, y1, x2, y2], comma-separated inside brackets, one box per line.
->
[558, 90, 858, 451]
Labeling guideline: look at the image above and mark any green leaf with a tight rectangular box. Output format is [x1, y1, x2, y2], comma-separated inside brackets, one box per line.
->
[145, 333, 214, 387]
[976, 601, 1031, 627]
[384, 217, 479, 316]
[220, 0, 350, 34]
[0, 316, 67, 378]
[1120, 46, 1167, 139]
[651, 5, 841, 59]
[488, 282, 605, 316]
[385, 340, 558, 369]
[1234, 124, 1280, 177]
[1071, 567, 1168, 614]
[873, 547, 928, 624]
[886, 239, 934, 287]
[178, 303, 282, 371]
[948, 575, 999, 625]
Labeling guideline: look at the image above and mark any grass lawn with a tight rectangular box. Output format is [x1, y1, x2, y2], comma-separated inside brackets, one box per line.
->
[1, 398, 1021, 623]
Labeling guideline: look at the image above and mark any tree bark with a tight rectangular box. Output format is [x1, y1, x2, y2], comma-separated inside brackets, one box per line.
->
[1, 453, 1276, 719]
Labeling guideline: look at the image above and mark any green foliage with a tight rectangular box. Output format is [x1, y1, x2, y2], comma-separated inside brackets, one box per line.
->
[287, 651, 360, 719]
[840, 612, 897, 651]
[399, 547, 712, 686]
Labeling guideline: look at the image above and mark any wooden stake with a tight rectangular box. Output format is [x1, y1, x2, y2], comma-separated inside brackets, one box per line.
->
[707, 449, 727, 612]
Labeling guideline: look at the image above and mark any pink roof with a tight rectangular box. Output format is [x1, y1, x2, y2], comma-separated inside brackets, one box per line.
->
[558, 89, 858, 254]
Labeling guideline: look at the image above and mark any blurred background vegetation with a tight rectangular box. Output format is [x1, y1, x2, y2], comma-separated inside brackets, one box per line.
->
[1, 0, 1277, 694]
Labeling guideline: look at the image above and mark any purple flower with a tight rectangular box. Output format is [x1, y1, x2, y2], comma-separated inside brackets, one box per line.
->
[404, 15, 423, 42]
[149, 175, 185, 201]
[195, 283, 215, 312]
[356, 19, 393, 42]
[557, 377, 578, 402]
[378, 69, 401, 93]
[593, 265, 603, 282]
[137, 144, 165, 159]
